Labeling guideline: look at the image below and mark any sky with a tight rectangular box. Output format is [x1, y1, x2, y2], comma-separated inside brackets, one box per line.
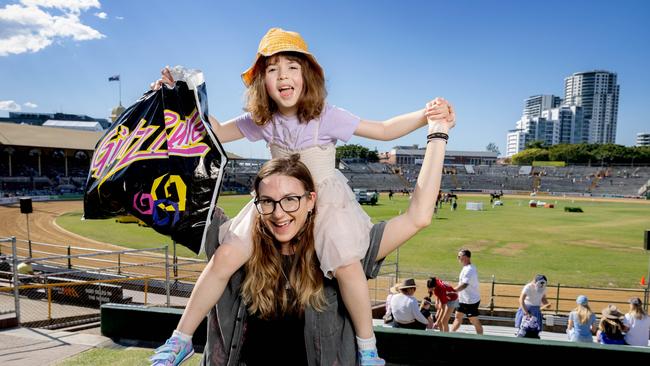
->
[0, 0, 648, 159]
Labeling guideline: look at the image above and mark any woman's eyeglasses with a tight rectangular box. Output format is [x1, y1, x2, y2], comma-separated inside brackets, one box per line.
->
[254, 192, 310, 215]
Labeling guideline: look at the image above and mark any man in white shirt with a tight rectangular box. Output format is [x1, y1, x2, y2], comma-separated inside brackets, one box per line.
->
[451, 249, 483, 334]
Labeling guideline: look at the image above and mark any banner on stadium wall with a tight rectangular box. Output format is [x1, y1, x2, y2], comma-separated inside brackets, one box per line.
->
[84, 67, 227, 254]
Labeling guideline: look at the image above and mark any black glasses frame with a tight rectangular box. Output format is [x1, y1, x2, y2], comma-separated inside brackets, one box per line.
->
[254, 192, 310, 215]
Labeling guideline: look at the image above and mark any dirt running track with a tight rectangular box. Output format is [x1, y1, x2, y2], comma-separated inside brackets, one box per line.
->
[0, 200, 644, 313]
[0, 200, 204, 282]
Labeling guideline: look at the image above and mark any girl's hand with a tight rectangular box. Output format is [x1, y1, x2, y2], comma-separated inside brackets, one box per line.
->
[150, 66, 176, 90]
[426, 98, 456, 134]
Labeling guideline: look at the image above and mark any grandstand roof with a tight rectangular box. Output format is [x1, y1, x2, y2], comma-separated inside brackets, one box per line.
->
[0, 122, 103, 150]
[43, 120, 104, 131]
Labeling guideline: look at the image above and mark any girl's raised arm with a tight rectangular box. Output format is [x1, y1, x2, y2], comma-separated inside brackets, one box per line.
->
[376, 103, 455, 259]
[353, 98, 452, 141]
[153, 67, 245, 143]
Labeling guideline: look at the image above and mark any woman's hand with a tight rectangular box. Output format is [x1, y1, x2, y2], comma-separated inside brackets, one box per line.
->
[150, 66, 176, 90]
[425, 98, 456, 134]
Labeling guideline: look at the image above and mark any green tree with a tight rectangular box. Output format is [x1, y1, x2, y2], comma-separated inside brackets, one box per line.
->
[525, 140, 546, 149]
[486, 142, 500, 155]
[511, 148, 549, 165]
[336, 144, 379, 162]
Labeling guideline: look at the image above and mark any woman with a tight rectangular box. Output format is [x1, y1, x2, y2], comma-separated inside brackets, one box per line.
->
[151, 110, 455, 365]
[624, 297, 650, 346]
[389, 278, 432, 330]
[514, 274, 550, 336]
[597, 305, 627, 345]
[383, 284, 399, 325]
[566, 295, 596, 343]
[426, 276, 459, 332]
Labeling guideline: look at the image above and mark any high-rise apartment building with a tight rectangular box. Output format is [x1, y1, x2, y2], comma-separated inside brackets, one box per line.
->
[564, 70, 619, 144]
[637, 132, 650, 147]
[523, 95, 562, 118]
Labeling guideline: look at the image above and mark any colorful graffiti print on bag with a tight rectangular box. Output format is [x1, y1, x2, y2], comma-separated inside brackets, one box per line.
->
[84, 68, 227, 254]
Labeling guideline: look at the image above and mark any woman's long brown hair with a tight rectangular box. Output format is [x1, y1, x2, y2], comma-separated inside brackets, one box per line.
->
[241, 154, 325, 318]
[245, 52, 326, 125]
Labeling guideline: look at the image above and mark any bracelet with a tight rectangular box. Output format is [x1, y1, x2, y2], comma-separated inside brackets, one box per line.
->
[427, 132, 449, 143]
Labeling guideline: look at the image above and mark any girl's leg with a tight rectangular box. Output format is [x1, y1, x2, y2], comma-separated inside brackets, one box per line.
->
[440, 306, 451, 332]
[336, 261, 385, 365]
[335, 261, 374, 339]
[451, 311, 464, 332]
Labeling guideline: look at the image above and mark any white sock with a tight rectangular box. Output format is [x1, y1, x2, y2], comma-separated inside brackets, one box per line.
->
[173, 329, 193, 342]
[356, 335, 376, 351]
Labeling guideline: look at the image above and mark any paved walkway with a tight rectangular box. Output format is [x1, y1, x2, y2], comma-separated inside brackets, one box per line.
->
[0, 326, 121, 366]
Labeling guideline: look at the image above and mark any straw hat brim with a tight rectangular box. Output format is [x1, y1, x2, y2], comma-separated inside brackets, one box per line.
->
[241, 51, 322, 87]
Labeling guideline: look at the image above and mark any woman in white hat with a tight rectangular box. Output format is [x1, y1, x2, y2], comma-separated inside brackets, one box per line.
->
[389, 279, 433, 330]
[596, 305, 628, 345]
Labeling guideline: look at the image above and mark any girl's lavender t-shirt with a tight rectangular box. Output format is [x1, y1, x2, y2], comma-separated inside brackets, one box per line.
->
[233, 104, 361, 150]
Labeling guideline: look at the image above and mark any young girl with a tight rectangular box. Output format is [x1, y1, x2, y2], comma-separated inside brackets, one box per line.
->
[152, 27, 453, 365]
[566, 295, 596, 343]
[597, 305, 627, 345]
[623, 297, 650, 346]
[426, 276, 459, 332]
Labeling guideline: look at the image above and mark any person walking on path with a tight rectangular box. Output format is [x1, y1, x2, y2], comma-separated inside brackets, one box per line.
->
[450, 249, 483, 334]
[514, 274, 550, 336]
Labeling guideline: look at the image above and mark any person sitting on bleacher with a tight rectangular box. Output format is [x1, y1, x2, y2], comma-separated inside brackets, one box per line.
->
[597, 305, 628, 345]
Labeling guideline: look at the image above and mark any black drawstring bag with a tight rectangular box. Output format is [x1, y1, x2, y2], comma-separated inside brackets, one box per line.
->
[84, 68, 227, 254]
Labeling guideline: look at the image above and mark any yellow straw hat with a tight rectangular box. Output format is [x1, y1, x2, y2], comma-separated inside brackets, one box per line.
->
[241, 27, 323, 87]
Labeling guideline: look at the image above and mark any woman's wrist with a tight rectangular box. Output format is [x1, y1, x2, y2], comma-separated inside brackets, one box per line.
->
[428, 122, 450, 135]
[427, 132, 449, 144]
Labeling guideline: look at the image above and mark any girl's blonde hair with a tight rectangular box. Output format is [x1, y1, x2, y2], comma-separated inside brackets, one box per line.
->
[629, 300, 647, 320]
[573, 303, 593, 325]
[598, 317, 625, 334]
[241, 154, 325, 319]
[245, 52, 326, 125]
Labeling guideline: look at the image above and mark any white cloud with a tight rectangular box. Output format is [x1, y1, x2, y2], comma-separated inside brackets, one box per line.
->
[24, 102, 38, 108]
[94, 11, 106, 19]
[115, 15, 123, 20]
[0, 100, 21, 111]
[0, 0, 105, 56]
[20, 0, 100, 13]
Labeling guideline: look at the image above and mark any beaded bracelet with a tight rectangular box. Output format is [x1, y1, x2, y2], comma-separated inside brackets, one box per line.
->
[427, 132, 449, 143]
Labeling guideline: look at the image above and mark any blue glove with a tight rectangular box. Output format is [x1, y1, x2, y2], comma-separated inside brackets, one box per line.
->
[149, 330, 194, 366]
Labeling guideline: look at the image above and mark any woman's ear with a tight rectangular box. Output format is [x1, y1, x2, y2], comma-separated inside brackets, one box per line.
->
[307, 191, 317, 212]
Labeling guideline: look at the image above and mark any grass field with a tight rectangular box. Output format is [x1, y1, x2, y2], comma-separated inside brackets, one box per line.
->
[57, 194, 650, 288]
[57, 348, 202, 366]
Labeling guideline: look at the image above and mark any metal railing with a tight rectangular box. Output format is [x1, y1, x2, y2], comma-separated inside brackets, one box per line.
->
[2, 236, 648, 330]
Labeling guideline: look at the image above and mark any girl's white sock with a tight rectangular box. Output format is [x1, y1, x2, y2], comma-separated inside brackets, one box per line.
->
[173, 329, 193, 342]
[356, 335, 377, 351]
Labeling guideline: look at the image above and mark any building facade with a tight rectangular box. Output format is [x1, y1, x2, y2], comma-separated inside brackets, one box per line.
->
[386, 146, 498, 166]
[564, 70, 619, 144]
[637, 132, 650, 147]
